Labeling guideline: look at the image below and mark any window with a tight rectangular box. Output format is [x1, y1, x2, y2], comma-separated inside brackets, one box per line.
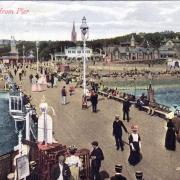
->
[77, 51, 81, 54]
[72, 51, 76, 53]
[68, 51, 71, 53]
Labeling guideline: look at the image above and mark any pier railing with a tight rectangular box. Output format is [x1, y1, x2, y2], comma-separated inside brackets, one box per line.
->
[98, 90, 171, 118]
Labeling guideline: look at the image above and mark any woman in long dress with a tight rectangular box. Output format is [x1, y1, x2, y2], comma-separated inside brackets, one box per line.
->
[65, 146, 82, 180]
[165, 119, 176, 151]
[128, 125, 142, 166]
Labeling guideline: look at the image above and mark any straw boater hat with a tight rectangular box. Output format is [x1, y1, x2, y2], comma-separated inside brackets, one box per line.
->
[131, 125, 138, 132]
[135, 171, 143, 179]
[166, 112, 174, 120]
[115, 164, 123, 173]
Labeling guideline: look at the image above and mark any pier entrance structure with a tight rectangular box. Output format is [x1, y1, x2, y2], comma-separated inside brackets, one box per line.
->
[9, 93, 23, 115]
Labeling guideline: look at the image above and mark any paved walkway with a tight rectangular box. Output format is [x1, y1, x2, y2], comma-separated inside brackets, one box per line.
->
[13, 68, 180, 180]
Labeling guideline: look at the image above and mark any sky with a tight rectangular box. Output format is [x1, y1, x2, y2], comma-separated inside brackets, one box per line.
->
[0, 1, 180, 41]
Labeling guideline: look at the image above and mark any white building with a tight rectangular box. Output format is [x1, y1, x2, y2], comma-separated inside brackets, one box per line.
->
[54, 46, 93, 61]
[167, 58, 180, 68]
[65, 46, 93, 59]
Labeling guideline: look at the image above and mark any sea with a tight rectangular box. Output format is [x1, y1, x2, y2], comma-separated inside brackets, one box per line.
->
[0, 92, 17, 156]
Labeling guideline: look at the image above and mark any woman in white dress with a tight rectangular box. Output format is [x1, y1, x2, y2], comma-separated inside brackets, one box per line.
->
[65, 146, 82, 180]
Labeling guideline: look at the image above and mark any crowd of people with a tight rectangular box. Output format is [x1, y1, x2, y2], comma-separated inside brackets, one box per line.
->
[4, 63, 179, 180]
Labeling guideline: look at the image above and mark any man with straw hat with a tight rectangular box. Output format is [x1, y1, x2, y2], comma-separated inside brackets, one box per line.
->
[113, 115, 128, 151]
[128, 125, 142, 166]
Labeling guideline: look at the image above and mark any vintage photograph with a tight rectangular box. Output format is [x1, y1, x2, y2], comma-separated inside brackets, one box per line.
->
[0, 1, 180, 180]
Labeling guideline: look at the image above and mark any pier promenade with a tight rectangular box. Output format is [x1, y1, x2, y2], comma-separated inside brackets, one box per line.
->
[13, 68, 180, 180]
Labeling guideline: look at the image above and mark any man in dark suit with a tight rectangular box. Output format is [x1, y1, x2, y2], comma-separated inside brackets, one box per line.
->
[123, 97, 131, 122]
[113, 115, 128, 151]
[51, 155, 71, 180]
[90, 90, 98, 112]
[110, 164, 127, 180]
[90, 141, 104, 180]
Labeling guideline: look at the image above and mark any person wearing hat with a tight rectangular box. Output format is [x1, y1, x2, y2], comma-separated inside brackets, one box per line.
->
[113, 115, 128, 151]
[65, 146, 82, 180]
[51, 155, 71, 180]
[165, 113, 176, 151]
[135, 171, 144, 180]
[122, 96, 131, 122]
[128, 125, 142, 166]
[110, 164, 127, 180]
[90, 141, 104, 180]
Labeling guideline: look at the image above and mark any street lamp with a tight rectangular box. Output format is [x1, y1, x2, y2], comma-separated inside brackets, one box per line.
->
[23, 45, 25, 67]
[36, 41, 39, 73]
[134, 76, 137, 99]
[80, 16, 89, 109]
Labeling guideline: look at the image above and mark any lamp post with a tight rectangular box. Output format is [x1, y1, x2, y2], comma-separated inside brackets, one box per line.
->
[36, 41, 39, 73]
[80, 16, 89, 109]
[22, 45, 25, 67]
[134, 76, 137, 99]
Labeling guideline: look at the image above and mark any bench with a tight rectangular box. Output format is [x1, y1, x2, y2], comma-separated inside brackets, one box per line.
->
[141, 106, 169, 118]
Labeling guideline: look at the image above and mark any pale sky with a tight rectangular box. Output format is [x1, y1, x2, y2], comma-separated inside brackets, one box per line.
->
[0, 1, 180, 41]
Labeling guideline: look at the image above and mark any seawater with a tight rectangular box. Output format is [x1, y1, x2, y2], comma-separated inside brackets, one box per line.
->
[0, 92, 17, 155]
[104, 79, 180, 111]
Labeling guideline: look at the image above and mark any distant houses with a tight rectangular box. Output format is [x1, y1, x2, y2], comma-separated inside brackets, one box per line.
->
[1, 33, 180, 64]
[103, 35, 157, 61]
[159, 36, 180, 59]
[103, 35, 180, 62]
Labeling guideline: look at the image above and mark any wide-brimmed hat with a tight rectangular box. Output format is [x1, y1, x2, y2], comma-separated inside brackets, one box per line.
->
[131, 125, 138, 132]
[115, 115, 120, 119]
[68, 145, 77, 154]
[166, 112, 174, 120]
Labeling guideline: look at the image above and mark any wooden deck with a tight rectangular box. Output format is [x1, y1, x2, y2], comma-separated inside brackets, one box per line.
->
[12, 68, 180, 180]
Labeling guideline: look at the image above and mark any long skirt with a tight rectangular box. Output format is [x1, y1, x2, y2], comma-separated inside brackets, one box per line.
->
[165, 128, 176, 150]
[70, 166, 79, 180]
[128, 142, 142, 166]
